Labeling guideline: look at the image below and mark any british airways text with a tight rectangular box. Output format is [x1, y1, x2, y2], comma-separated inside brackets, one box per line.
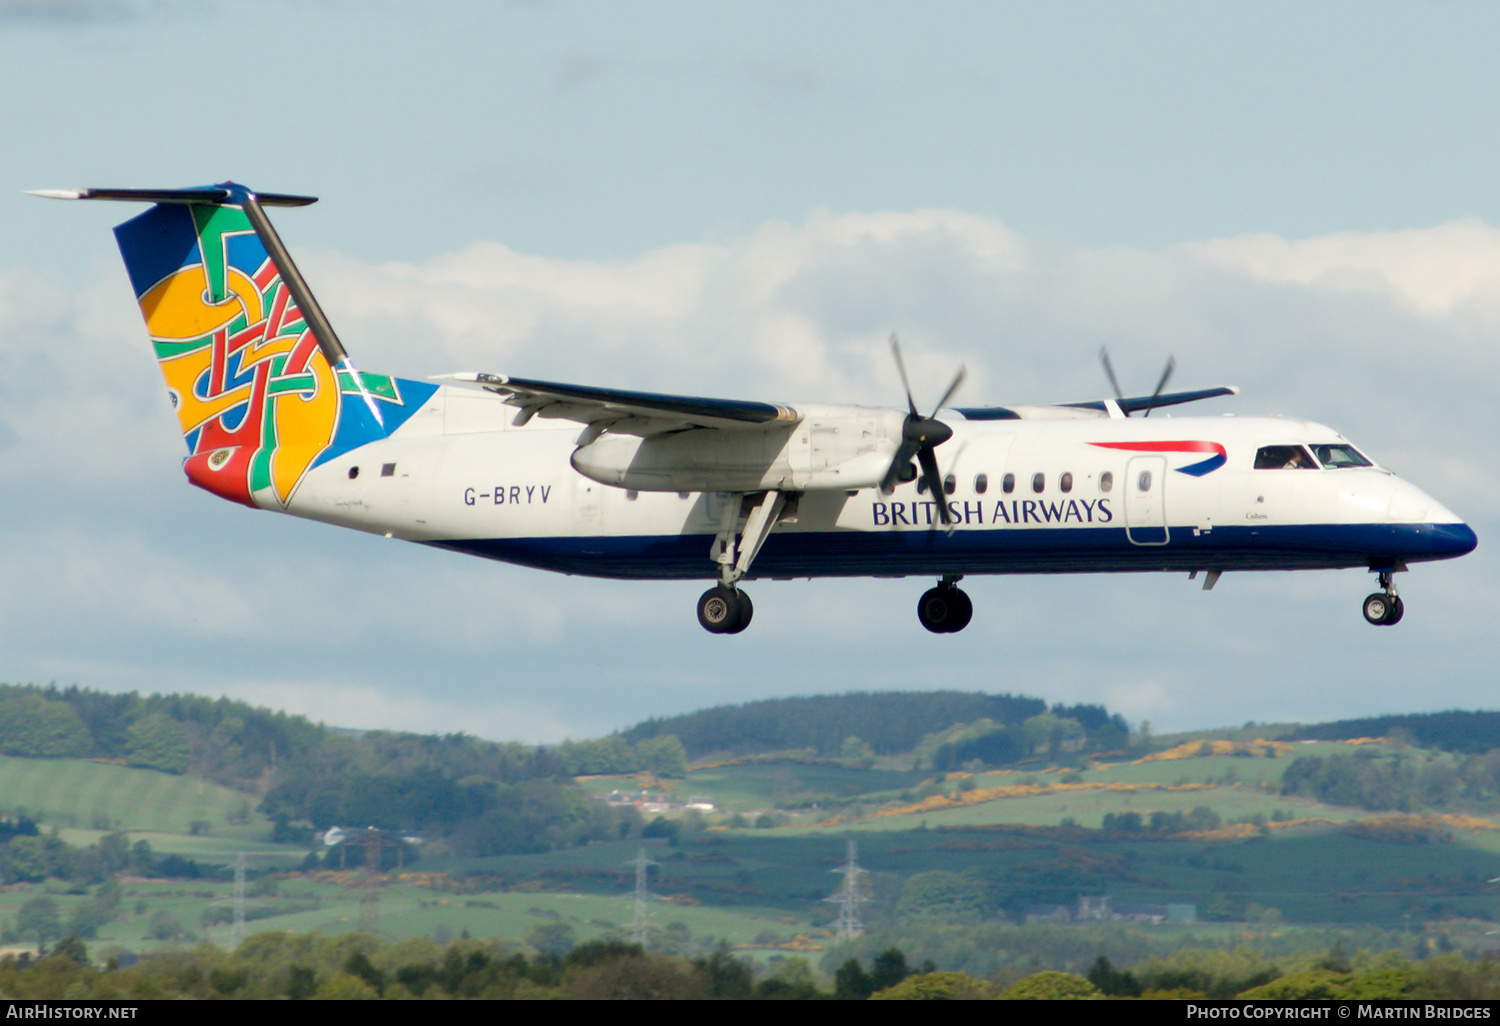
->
[872, 498, 1113, 527]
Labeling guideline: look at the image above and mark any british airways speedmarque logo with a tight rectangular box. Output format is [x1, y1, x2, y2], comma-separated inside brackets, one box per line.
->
[1089, 440, 1227, 477]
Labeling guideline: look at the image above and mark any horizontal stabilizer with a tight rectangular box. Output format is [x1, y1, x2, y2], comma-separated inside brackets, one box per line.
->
[25, 187, 316, 207]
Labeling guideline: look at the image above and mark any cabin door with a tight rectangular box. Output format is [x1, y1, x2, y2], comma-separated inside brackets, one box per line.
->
[1124, 456, 1168, 545]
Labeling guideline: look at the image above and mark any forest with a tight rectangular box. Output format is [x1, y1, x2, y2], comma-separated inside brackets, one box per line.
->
[617, 691, 1130, 759]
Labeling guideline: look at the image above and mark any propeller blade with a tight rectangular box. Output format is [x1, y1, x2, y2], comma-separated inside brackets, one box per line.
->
[1099, 347, 1125, 403]
[880, 440, 921, 494]
[1142, 355, 1176, 418]
[917, 446, 952, 526]
[929, 364, 967, 419]
[889, 333, 919, 418]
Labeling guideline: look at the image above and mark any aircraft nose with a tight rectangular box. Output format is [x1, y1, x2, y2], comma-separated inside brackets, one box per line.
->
[1429, 522, 1478, 558]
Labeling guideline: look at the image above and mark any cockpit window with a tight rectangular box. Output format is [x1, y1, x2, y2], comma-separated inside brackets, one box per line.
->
[1254, 445, 1316, 470]
[1311, 444, 1373, 469]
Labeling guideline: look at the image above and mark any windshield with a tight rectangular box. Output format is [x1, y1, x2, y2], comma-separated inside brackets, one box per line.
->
[1311, 444, 1373, 469]
[1254, 445, 1316, 470]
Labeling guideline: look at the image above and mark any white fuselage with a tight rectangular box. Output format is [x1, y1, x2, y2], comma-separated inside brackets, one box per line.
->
[280, 386, 1475, 582]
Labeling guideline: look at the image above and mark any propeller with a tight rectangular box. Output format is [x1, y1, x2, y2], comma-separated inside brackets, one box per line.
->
[1099, 347, 1175, 417]
[881, 334, 965, 526]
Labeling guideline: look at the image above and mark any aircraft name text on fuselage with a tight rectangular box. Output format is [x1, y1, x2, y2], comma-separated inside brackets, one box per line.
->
[463, 485, 553, 507]
[872, 497, 1114, 527]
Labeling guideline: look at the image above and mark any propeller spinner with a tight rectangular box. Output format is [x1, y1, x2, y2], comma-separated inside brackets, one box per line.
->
[881, 334, 965, 526]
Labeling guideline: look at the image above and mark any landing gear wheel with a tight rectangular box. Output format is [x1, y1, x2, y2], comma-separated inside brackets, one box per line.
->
[726, 590, 753, 634]
[699, 586, 737, 633]
[917, 586, 973, 634]
[698, 586, 753, 634]
[946, 588, 972, 632]
[1362, 592, 1402, 626]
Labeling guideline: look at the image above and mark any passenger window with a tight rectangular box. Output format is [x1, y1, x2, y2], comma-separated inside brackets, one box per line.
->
[943, 474, 956, 495]
[1254, 445, 1316, 470]
[1002, 473, 1015, 494]
[1100, 471, 1113, 493]
[1032, 473, 1045, 493]
[1312, 444, 1373, 469]
[917, 477, 928, 494]
[1060, 472, 1073, 493]
[1137, 470, 1152, 492]
[975, 473, 989, 494]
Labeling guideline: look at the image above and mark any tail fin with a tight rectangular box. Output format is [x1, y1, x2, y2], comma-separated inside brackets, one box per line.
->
[40, 183, 434, 508]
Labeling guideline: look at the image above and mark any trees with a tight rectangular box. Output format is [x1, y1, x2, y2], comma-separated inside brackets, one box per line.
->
[834, 958, 874, 1000]
[895, 871, 988, 920]
[998, 971, 1102, 1000]
[871, 971, 994, 1000]
[620, 692, 1049, 758]
[524, 923, 576, 960]
[0, 694, 91, 758]
[125, 713, 190, 774]
[17, 896, 60, 954]
[839, 736, 876, 769]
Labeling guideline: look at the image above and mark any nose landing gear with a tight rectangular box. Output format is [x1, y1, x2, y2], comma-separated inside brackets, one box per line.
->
[1362, 571, 1405, 626]
[918, 575, 973, 633]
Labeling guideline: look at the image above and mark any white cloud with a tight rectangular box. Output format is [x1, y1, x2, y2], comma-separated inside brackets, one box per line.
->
[1185, 217, 1500, 317]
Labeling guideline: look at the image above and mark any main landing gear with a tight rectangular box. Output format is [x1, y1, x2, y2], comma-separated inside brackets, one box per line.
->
[918, 575, 972, 634]
[697, 490, 785, 635]
[1362, 571, 1405, 626]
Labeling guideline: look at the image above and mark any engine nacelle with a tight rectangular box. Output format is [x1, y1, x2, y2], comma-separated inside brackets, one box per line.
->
[570, 407, 899, 492]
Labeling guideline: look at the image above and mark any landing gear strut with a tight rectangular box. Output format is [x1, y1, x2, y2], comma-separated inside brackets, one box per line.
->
[1362, 571, 1405, 626]
[698, 491, 783, 634]
[918, 575, 972, 634]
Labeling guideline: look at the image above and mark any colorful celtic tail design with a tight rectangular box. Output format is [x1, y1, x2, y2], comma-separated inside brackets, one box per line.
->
[113, 198, 435, 509]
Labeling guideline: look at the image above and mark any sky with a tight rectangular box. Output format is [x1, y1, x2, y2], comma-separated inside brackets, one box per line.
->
[0, 0, 1496, 743]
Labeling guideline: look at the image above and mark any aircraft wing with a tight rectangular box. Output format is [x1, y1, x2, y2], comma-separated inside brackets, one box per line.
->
[955, 385, 1239, 420]
[437, 373, 801, 434]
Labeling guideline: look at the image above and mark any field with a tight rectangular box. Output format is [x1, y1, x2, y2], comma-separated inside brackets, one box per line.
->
[2, 735, 1498, 963]
[0, 757, 259, 837]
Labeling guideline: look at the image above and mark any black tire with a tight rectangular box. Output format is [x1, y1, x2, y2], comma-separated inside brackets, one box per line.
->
[946, 588, 973, 633]
[1384, 595, 1404, 626]
[698, 586, 740, 633]
[917, 587, 954, 633]
[725, 590, 754, 634]
[1362, 592, 1392, 626]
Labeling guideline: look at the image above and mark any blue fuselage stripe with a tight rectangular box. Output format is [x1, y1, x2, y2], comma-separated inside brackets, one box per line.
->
[428, 522, 1477, 582]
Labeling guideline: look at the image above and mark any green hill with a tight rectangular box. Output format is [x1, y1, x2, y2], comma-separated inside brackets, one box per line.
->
[618, 691, 1132, 759]
[0, 755, 252, 835]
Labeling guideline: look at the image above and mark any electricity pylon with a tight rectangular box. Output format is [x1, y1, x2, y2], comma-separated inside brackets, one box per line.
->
[627, 847, 657, 947]
[824, 840, 870, 941]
